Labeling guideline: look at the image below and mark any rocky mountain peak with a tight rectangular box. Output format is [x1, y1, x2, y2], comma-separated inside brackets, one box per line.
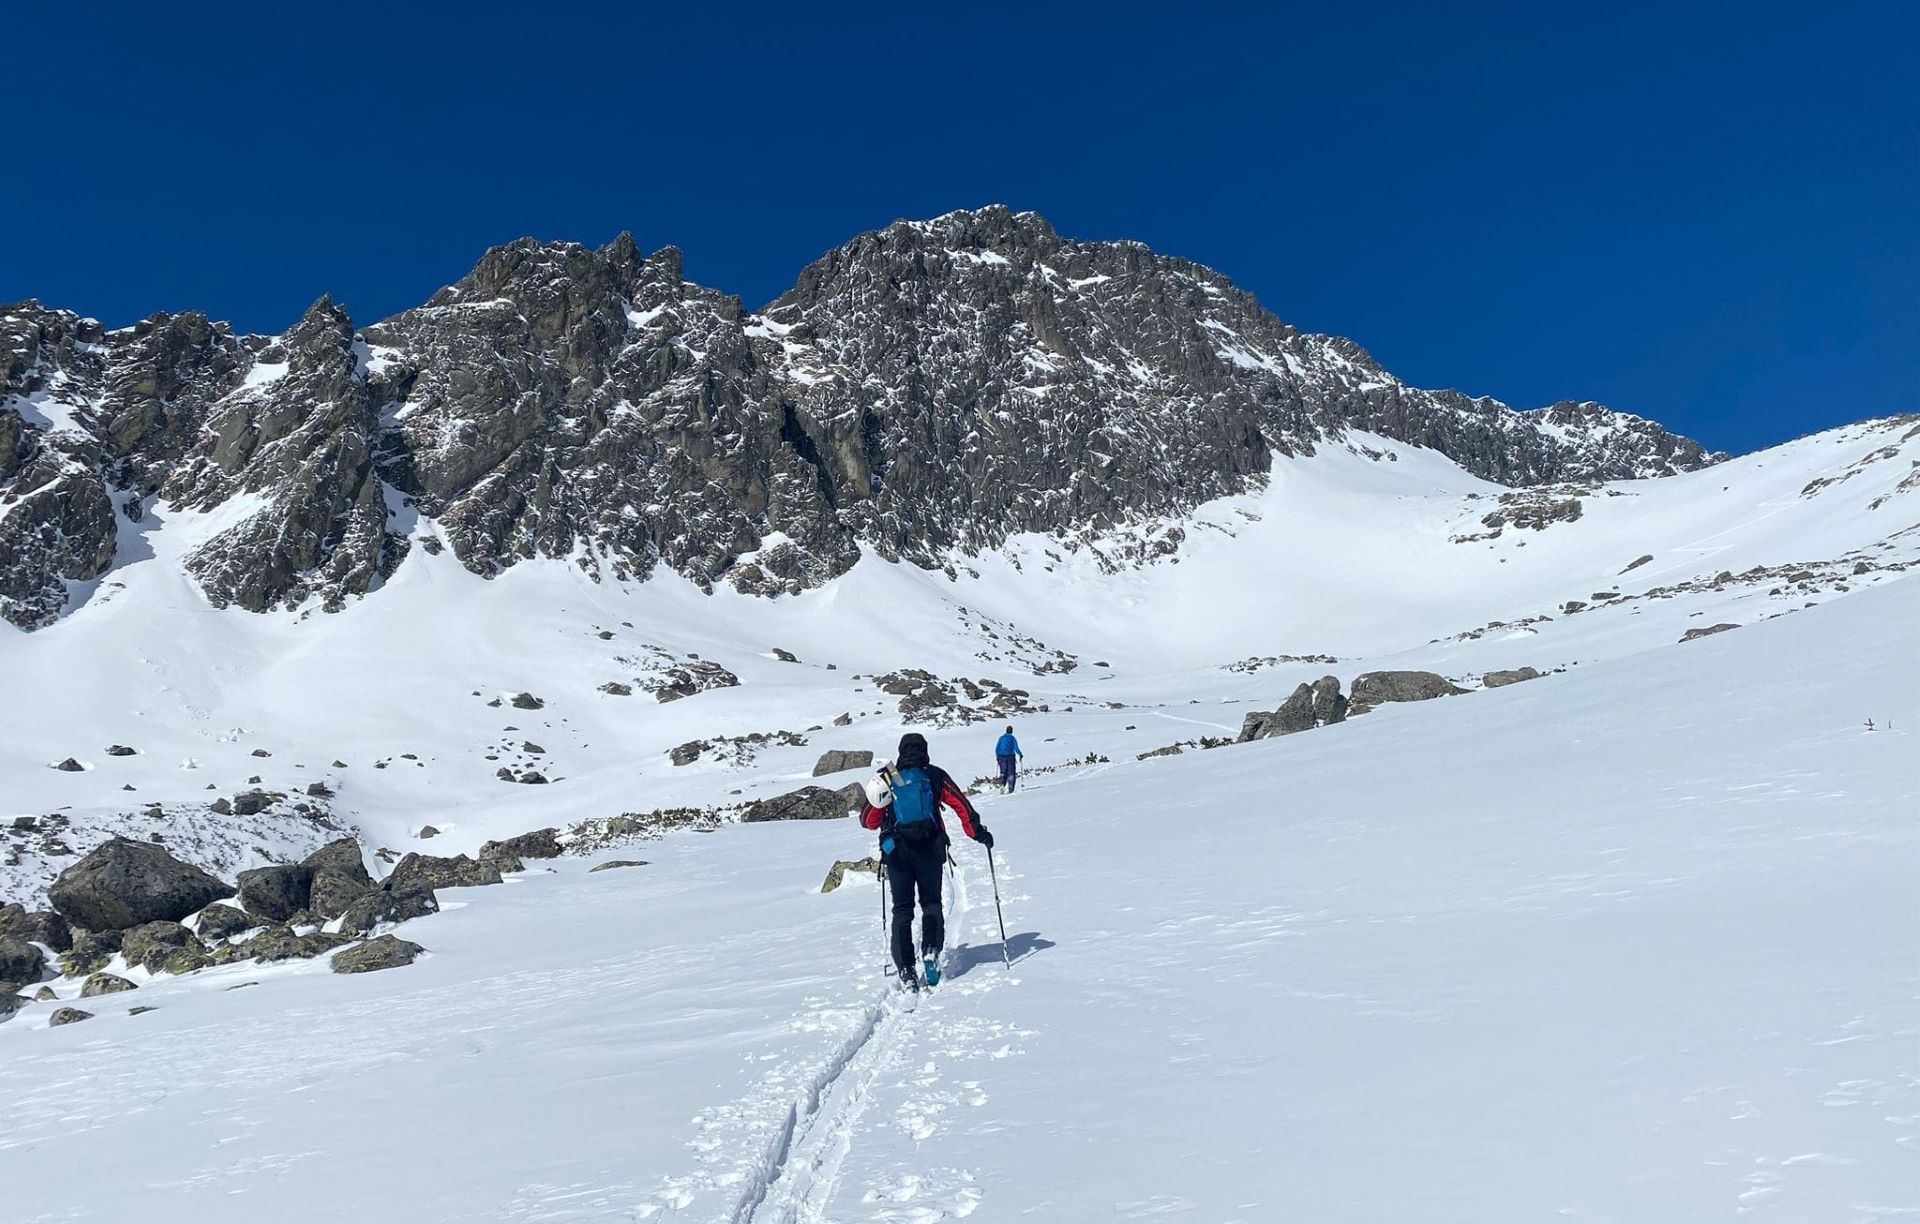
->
[1, 211, 1728, 630]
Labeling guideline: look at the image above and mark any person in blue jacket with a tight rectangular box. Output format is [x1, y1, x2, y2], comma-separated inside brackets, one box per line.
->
[994, 725, 1023, 793]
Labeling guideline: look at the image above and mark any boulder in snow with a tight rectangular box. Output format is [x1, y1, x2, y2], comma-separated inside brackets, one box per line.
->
[479, 829, 563, 862]
[1681, 623, 1739, 642]
[47, 837, 236, 932]
[331, 935, 425, 975]
[337, 888, 439, 936]
[1348, 671, 1467, 715]
[80, 972, 138, 997]
[812, 749, 874, 777]
[820, 858, 879, 893]
[742, 785, 861, 823]
[383, 853, 501, 894]
[1483, 667, 1542, 688]
[48, 1007, 94, 1027]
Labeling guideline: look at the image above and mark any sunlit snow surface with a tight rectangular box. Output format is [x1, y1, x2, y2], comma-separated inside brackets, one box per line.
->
[0, 420, 1915, 1221]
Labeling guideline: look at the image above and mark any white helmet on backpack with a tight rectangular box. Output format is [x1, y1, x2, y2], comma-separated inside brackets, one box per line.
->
[862, 769, 895, 809]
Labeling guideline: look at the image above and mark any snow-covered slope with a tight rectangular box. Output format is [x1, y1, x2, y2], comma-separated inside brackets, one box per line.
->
[2, 414, 1915, 907]
[2, 524, 1912, 1222]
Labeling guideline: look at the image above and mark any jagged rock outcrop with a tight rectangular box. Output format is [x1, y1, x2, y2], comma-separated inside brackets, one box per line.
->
[1241, 675, 1349, 741]
[1, 209, 1724, 629]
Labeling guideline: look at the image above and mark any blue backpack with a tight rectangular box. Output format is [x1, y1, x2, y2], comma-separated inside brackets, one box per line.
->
[888, 766, 940, 843]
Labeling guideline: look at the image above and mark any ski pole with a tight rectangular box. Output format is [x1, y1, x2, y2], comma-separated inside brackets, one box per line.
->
[879, 862, 891, 979]
[986, 846, 1010, 968]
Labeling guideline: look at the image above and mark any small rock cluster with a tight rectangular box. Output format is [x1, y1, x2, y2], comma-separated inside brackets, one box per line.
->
[1, 833, 457, 1028]
[870, 669, 1035, 726]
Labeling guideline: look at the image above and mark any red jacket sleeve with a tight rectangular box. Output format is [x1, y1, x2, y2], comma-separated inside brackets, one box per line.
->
[860, 802, 885, 830]
[937, 776, 981, 839]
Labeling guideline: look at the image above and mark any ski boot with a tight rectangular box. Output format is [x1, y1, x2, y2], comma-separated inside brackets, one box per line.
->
[922, 954, 941, 987]
[898, 964, 920, 992]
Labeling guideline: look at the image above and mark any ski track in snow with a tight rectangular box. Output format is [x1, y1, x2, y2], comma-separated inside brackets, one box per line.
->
[680, 846, 1011, 1224]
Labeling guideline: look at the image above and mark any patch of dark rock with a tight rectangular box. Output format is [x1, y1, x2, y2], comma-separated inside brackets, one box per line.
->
[53, 758, 84, 772]
[510, 692, 545, 710]
[0, 903, 72, 951]
[1621, 554, 1654, 573]
[418, 825, 440, 839]
[1241, 676, 1349, 741]
[48, 838, 235, 932]
[337, 888, 439, 936]
[49, 1007, 94, 1026]
[383, 853, 501, 893]
[599, 681, 633, 696]
[590, 860, 649, 873]
[1348, 671, 1467, 716]
[0, 936, 48, 990]
[105, 745, 137, 757]
[250, 748, 272, 758]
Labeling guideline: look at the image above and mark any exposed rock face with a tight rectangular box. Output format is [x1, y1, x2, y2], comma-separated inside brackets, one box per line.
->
[331, 934, 425, 974]
[235, 864, 313, 924]
[1348, 671, 1468, 715]
[46, 837, 236, 931]
[812, 749, 874, 777]
[234, 839, 376, 923]
[0, 935, 47, 989]
[1483, 667, 1543, 688]
[742, 785, 862, 823]
[0, 903, 72, 951]
[3, 209, 1721, 630]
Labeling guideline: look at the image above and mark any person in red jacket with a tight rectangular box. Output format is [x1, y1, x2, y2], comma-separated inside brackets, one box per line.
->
[860, 732, 993, 989]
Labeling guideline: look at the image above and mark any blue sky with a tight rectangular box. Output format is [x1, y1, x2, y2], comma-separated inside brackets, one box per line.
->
[6, 1, 1913, 454]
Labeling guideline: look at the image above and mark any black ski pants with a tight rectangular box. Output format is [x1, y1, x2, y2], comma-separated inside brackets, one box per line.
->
[887, 841, 945, 972]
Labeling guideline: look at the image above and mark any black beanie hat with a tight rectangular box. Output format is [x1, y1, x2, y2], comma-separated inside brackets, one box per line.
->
[897, 732, 929, 769]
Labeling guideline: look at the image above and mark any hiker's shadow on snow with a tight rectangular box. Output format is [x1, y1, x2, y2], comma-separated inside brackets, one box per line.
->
[947, 933, 1053, 980]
